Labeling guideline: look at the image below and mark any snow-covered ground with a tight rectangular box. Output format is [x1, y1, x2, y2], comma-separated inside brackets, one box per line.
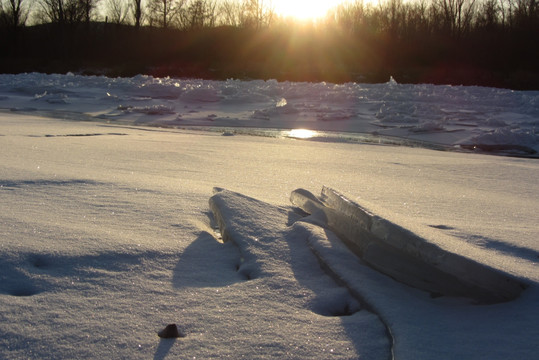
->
[0, 73, 538, 359]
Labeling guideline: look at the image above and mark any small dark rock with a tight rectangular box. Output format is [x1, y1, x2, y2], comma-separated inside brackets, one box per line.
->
[158, 324, 184, 338]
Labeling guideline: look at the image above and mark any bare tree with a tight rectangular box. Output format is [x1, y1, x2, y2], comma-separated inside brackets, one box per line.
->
[105, 0, 130, 24]
[80, 0, 98, 23]
[219, 0, 243, 26]
[204, 0, 218, 27]
[242, 0, 274, 28]
[476, 0, 501, 29]
[180, 0, 217, 28]
[38, 0, 68, 24]
[434, 0, 477, 36]
[37, 0, 99, 25]
[324, 1, 368, 34]
[376, 0, 407, 35]
[2, 0, 29, 27]
[131, 0, 143, 27]
[147, 0, 185, 28]
[511, 0, 539, 26]
[0, 1, 6, 27]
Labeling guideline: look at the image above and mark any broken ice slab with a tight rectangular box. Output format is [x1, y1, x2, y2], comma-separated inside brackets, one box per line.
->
[290, 187, 526, 304]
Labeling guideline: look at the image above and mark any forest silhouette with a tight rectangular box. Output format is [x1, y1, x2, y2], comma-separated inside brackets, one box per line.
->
[1, 0, 538, 89]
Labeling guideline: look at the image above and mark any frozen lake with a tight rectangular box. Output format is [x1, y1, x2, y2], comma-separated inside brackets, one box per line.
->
[1, 73, 538, 157]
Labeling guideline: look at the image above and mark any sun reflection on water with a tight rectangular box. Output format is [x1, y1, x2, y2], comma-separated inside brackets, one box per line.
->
[287, 129, 318, 139]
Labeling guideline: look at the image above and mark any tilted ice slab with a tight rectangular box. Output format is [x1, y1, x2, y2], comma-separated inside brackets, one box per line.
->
[290, 187, 526, 304]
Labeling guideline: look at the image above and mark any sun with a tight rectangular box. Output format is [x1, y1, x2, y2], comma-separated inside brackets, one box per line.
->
[272, 0, 345, 21]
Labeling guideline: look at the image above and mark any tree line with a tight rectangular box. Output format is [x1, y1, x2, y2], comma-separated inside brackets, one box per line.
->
[1, 0, 538, 89]
[0, 0, 276, 29]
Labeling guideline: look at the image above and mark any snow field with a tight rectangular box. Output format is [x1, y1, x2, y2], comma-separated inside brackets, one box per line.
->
[1, 114, 393, 359]
[1, 104, 538, 359]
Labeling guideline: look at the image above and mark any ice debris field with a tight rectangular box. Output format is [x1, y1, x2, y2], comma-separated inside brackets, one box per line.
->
[0, 73, 538, 359]
[0, 72, 538, 156]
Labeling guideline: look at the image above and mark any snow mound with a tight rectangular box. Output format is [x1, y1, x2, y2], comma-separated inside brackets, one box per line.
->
[209, 187, 392, 359]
